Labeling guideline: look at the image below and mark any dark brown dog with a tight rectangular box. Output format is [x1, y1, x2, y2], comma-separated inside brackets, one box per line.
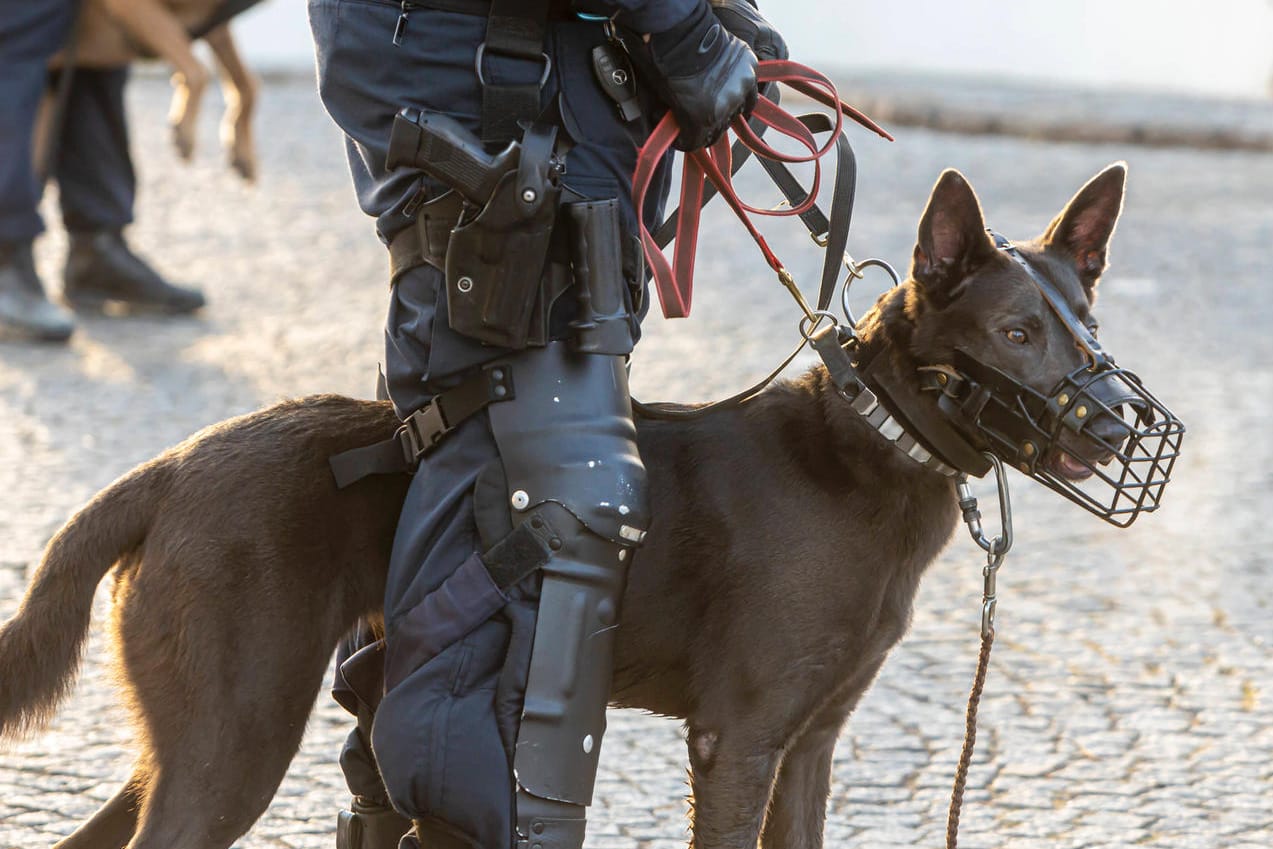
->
[0, 164, 1128, 849]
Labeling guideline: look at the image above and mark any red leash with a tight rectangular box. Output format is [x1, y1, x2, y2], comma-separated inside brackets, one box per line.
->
[633, 60, 892, 319]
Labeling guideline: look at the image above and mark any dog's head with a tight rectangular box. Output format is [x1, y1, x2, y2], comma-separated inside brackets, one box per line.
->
[869, 163, 1182, 525]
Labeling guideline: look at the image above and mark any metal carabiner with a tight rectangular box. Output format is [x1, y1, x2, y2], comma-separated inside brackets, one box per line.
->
[957, 452, 1013, 556]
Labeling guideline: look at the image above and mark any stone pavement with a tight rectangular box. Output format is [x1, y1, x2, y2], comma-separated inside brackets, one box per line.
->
[1, 73, 1271, 848]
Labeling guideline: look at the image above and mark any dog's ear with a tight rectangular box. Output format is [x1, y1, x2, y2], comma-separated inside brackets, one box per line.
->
[910, 169, 994, 302]
[1043, 162, 1126, 294]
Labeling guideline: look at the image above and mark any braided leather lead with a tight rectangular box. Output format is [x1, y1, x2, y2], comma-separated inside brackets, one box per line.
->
[946, 630, 995, 849]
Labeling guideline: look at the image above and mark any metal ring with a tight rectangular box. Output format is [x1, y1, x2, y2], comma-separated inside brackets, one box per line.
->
[840, 256, 902, 329]
[798, 310, 839, 341]
[474, 43, 552, 88]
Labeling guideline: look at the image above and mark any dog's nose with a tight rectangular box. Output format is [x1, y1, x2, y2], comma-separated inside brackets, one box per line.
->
[1086, 408, 1131, 454]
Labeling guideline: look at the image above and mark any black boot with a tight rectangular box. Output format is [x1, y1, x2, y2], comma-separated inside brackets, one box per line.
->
[0, 240, 76, 342]
[63, 230, 206, 314]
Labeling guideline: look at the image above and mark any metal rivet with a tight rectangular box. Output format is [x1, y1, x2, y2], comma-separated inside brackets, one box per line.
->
[618, 549, 628, 562]
[530, 516, 543, 528]
[582, 734, 594, 753]
[1022, 441, 1035, 457]
[521, 188, 537, 203]
[491, 368, 503, 380]
[494, 385, 507, 398]
[1019, 463, 1031, 473]
[549, 537, 562, 550]
[532, 822, 545, 835]
[1057, 393, 1070, 406]
[937, 372, 948, 385]
[511, 490, 530, 510]
[1075, 405, 1088, 419]
[456, 276, 474, 293]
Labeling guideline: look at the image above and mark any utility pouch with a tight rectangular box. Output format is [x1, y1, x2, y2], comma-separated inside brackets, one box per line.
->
[565, 199, 637, 356]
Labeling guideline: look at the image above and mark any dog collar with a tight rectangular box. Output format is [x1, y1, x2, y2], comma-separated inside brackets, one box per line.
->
[809, 326, 978, 478]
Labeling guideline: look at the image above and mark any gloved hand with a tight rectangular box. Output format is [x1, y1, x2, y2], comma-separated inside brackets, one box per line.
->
[710, 0, 788, 62]
[637, 1, 758, 151]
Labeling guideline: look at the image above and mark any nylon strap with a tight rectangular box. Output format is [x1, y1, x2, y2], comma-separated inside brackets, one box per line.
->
[480, 0, 552, 144]
[328, 364, 515, 488]
[989, 231, 1109, 368]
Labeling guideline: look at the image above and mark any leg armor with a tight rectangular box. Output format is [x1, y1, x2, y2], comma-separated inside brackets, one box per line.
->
[487, 343, 648, 849]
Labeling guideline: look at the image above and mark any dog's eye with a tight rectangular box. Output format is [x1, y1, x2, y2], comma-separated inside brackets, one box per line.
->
[1004, 328, 1029, 345]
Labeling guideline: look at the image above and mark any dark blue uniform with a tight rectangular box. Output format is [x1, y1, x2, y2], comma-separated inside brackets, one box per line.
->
[0, 3, 136, 244]
[309, 2, 685, 846]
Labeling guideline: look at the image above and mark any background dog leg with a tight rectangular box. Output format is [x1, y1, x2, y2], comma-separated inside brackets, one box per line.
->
[203, 24, 258, 182]
[686, 725, 783, 849]
[52, 766, 149, 849]
[100, 0, 208, 160]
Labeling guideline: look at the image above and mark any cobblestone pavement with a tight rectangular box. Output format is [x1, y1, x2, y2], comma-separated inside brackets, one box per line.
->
[2, 74, 1271, 849]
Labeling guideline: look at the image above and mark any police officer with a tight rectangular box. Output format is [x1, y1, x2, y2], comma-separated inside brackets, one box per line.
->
[309, 2, 784, 848]
[0, 3, 205, 343]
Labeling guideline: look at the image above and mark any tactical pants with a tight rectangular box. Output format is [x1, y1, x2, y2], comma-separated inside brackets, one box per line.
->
[0, 2, 136, 242]
[310, 2, 671, 846]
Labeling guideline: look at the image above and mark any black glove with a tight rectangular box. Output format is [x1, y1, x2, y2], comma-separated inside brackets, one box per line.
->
[711, 0, 788, 62]
[637, 1, 758, 151]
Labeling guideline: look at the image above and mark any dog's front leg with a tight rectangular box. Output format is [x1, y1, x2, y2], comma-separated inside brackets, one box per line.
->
[686, 726, 783, 849]
[758, 719, 843, 849]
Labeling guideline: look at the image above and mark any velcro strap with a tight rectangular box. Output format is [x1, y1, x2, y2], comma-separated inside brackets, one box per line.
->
[328, 364, 515, 489]
[481, 517, 557, 589]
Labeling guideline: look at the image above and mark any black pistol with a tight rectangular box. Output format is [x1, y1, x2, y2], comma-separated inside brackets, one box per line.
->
[387, 109, 519, 205]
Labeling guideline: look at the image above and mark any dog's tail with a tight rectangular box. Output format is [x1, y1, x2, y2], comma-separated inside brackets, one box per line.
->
[0, 457, 170, 741]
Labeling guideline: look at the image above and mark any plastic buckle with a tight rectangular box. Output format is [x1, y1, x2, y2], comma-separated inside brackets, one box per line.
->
[474, 42, 552, 88]
[399, 402, 449, 465]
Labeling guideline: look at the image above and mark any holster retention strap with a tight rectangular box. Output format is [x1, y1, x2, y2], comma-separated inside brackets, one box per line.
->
[328, 364, 515, 489]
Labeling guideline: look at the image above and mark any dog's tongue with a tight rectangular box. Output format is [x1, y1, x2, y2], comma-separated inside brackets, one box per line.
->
[1054, 452, 1094, 481]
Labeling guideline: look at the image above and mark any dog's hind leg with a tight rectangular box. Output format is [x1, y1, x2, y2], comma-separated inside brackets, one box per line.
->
[53, 766, 149, 849]
[99, 0, 208, 160]
[119, 637, 332, 849]
[203, 24, 258, 182]
[111, 560, 346, 849]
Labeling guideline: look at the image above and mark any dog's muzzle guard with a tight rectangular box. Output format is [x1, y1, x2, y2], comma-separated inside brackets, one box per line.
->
[819, 234, 1185, 528]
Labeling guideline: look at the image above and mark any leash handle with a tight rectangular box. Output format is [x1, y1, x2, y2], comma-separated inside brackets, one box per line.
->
[632, 60, 889, 319]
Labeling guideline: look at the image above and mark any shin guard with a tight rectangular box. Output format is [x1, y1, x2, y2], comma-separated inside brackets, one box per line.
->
[489, 342, 647, 849]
